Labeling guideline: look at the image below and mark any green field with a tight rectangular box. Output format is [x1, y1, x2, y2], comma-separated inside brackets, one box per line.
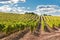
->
[43, 16, 60, 27]
[0, 12, 60, 34]
[0, 12, 40, 34]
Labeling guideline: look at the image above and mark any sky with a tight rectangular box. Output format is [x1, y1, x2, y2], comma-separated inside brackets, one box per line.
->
[0, 0, 60, 16]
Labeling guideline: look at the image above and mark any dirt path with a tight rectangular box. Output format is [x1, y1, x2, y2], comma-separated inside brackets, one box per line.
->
[39, 32, 60, 40]
[19, 29, 60, 40]
[0, 29, 29, 40]
[19, 32, 39, 40]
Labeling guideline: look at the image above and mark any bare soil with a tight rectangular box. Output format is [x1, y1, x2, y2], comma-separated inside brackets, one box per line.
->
[1, 31, 60, 40]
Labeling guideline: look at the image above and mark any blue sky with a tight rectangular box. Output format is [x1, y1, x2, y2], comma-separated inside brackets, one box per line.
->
[0, 0, 60, 16]
[17, 0, 60, 10]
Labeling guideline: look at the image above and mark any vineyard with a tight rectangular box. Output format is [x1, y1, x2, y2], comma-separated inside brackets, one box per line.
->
[0, 12, 60, 40]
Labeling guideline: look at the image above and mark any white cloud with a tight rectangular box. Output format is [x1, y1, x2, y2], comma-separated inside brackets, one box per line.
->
[0, 0, 26, 4]
[0, 0, 29, 13]
[0, 5, 27, 14]
[10, 0, 19, 3]
[0, 5, 11, 12]
[0, 1, 11, 4]
[35, 5, 60, 16]
[0, 5, 60, 16]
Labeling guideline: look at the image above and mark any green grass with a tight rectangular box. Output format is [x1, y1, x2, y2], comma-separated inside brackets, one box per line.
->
[0, 12, 40, 34]
[43, 16, 60, 28]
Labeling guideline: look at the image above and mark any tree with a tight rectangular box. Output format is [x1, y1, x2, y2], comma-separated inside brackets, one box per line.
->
[43, 14, 47, 16]
[25, 12, 37, 15]
[43, 14, 52, 16]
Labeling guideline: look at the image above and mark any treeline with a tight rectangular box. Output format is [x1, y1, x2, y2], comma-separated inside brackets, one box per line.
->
[42, 14, 52, 16]
[25, 12, 38, 15]
[25, 12, 52, 16]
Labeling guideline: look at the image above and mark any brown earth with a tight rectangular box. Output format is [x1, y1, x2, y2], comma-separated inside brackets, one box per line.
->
[0, 30, 60, 40]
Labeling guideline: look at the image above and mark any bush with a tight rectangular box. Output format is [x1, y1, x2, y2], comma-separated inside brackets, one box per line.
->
[0, 24, 5, 32]
[3, 25, 13, 34]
